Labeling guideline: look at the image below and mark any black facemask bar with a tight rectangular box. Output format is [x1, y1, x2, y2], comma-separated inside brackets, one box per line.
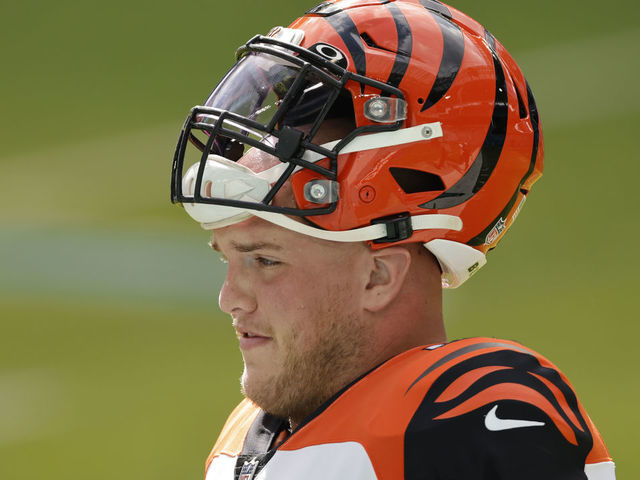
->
[171, 34, 405, 218]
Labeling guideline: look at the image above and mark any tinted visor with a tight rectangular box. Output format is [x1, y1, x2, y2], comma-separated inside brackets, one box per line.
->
[190, 52, 341, 161]
[205, 53, 335, 127]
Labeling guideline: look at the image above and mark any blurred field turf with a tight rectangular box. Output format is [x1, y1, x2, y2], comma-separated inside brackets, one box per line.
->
[1, 0, 638, 478]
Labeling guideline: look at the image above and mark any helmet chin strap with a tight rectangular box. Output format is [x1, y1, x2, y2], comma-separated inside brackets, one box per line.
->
[229, 210, 463, 242]
[202, 210, 484, 289]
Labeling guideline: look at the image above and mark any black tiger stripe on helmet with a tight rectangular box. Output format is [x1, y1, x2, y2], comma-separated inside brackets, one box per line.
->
[322, 10, 368, 91]
[383, 2, 413, 88]
[467, 51, 543, 247]
[418, 0, 464, 111]
[320, 2, 414, 91]
[420, 29, 509, 210]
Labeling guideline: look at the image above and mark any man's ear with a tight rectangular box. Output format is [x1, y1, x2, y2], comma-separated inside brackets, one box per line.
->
[363, 246, 412, 312]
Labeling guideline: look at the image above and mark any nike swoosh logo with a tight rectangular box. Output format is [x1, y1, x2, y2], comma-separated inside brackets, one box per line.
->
[484, 405, 545, 431]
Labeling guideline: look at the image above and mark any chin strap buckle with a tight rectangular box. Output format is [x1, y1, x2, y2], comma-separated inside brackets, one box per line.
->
[371, 212, 413, 244]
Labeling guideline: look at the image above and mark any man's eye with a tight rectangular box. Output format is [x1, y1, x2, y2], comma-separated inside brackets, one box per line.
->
[255, 256, 280, 267]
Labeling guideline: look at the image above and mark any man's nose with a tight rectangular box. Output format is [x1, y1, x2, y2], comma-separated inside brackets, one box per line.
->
[218, 264, 257, 315]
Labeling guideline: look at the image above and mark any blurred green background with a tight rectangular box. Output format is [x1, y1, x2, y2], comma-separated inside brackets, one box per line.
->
[1, 0, 637, 478]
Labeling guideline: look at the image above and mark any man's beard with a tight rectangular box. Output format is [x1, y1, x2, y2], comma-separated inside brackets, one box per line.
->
[241, 309, 370, 424]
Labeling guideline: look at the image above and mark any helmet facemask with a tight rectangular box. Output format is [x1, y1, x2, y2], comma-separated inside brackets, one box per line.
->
[171, 33, 405, 225]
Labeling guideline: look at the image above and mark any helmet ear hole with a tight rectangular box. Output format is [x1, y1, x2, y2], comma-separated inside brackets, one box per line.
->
[389, 167, 444, 194]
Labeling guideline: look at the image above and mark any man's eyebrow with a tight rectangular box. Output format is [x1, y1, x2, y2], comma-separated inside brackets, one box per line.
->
[209, 240, 282, 253]
[232, 241, 283, 253]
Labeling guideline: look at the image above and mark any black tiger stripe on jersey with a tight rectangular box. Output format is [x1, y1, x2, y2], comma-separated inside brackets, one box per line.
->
[404, 348, 594, 479]
[407, 343, 592, 443]
[420, 29, 508, 210]
[426, 350, 591, 439]
[406, 341, 529, 393]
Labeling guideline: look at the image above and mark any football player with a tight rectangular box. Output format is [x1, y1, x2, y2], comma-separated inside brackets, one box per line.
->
[171, 1, 615, 478]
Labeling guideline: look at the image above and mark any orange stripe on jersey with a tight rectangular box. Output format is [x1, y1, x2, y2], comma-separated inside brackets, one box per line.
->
[206, 399, 261, 470]
[531, 372, 584, 434]
[433, 383, 579, 445]
[435, 365, 512, 403]
[582, 408, 613, 464]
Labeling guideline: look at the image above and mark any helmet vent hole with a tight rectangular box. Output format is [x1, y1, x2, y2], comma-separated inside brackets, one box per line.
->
[360, 32, 407, 55]
[360, 32, 377, 49]
[389, 167, 445, 194]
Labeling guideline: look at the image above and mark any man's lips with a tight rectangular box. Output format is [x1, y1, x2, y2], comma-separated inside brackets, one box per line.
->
[234, 325, 272, 350]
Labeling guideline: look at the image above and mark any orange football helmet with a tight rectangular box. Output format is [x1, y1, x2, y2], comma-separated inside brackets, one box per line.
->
[171, 0, 543, 287]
